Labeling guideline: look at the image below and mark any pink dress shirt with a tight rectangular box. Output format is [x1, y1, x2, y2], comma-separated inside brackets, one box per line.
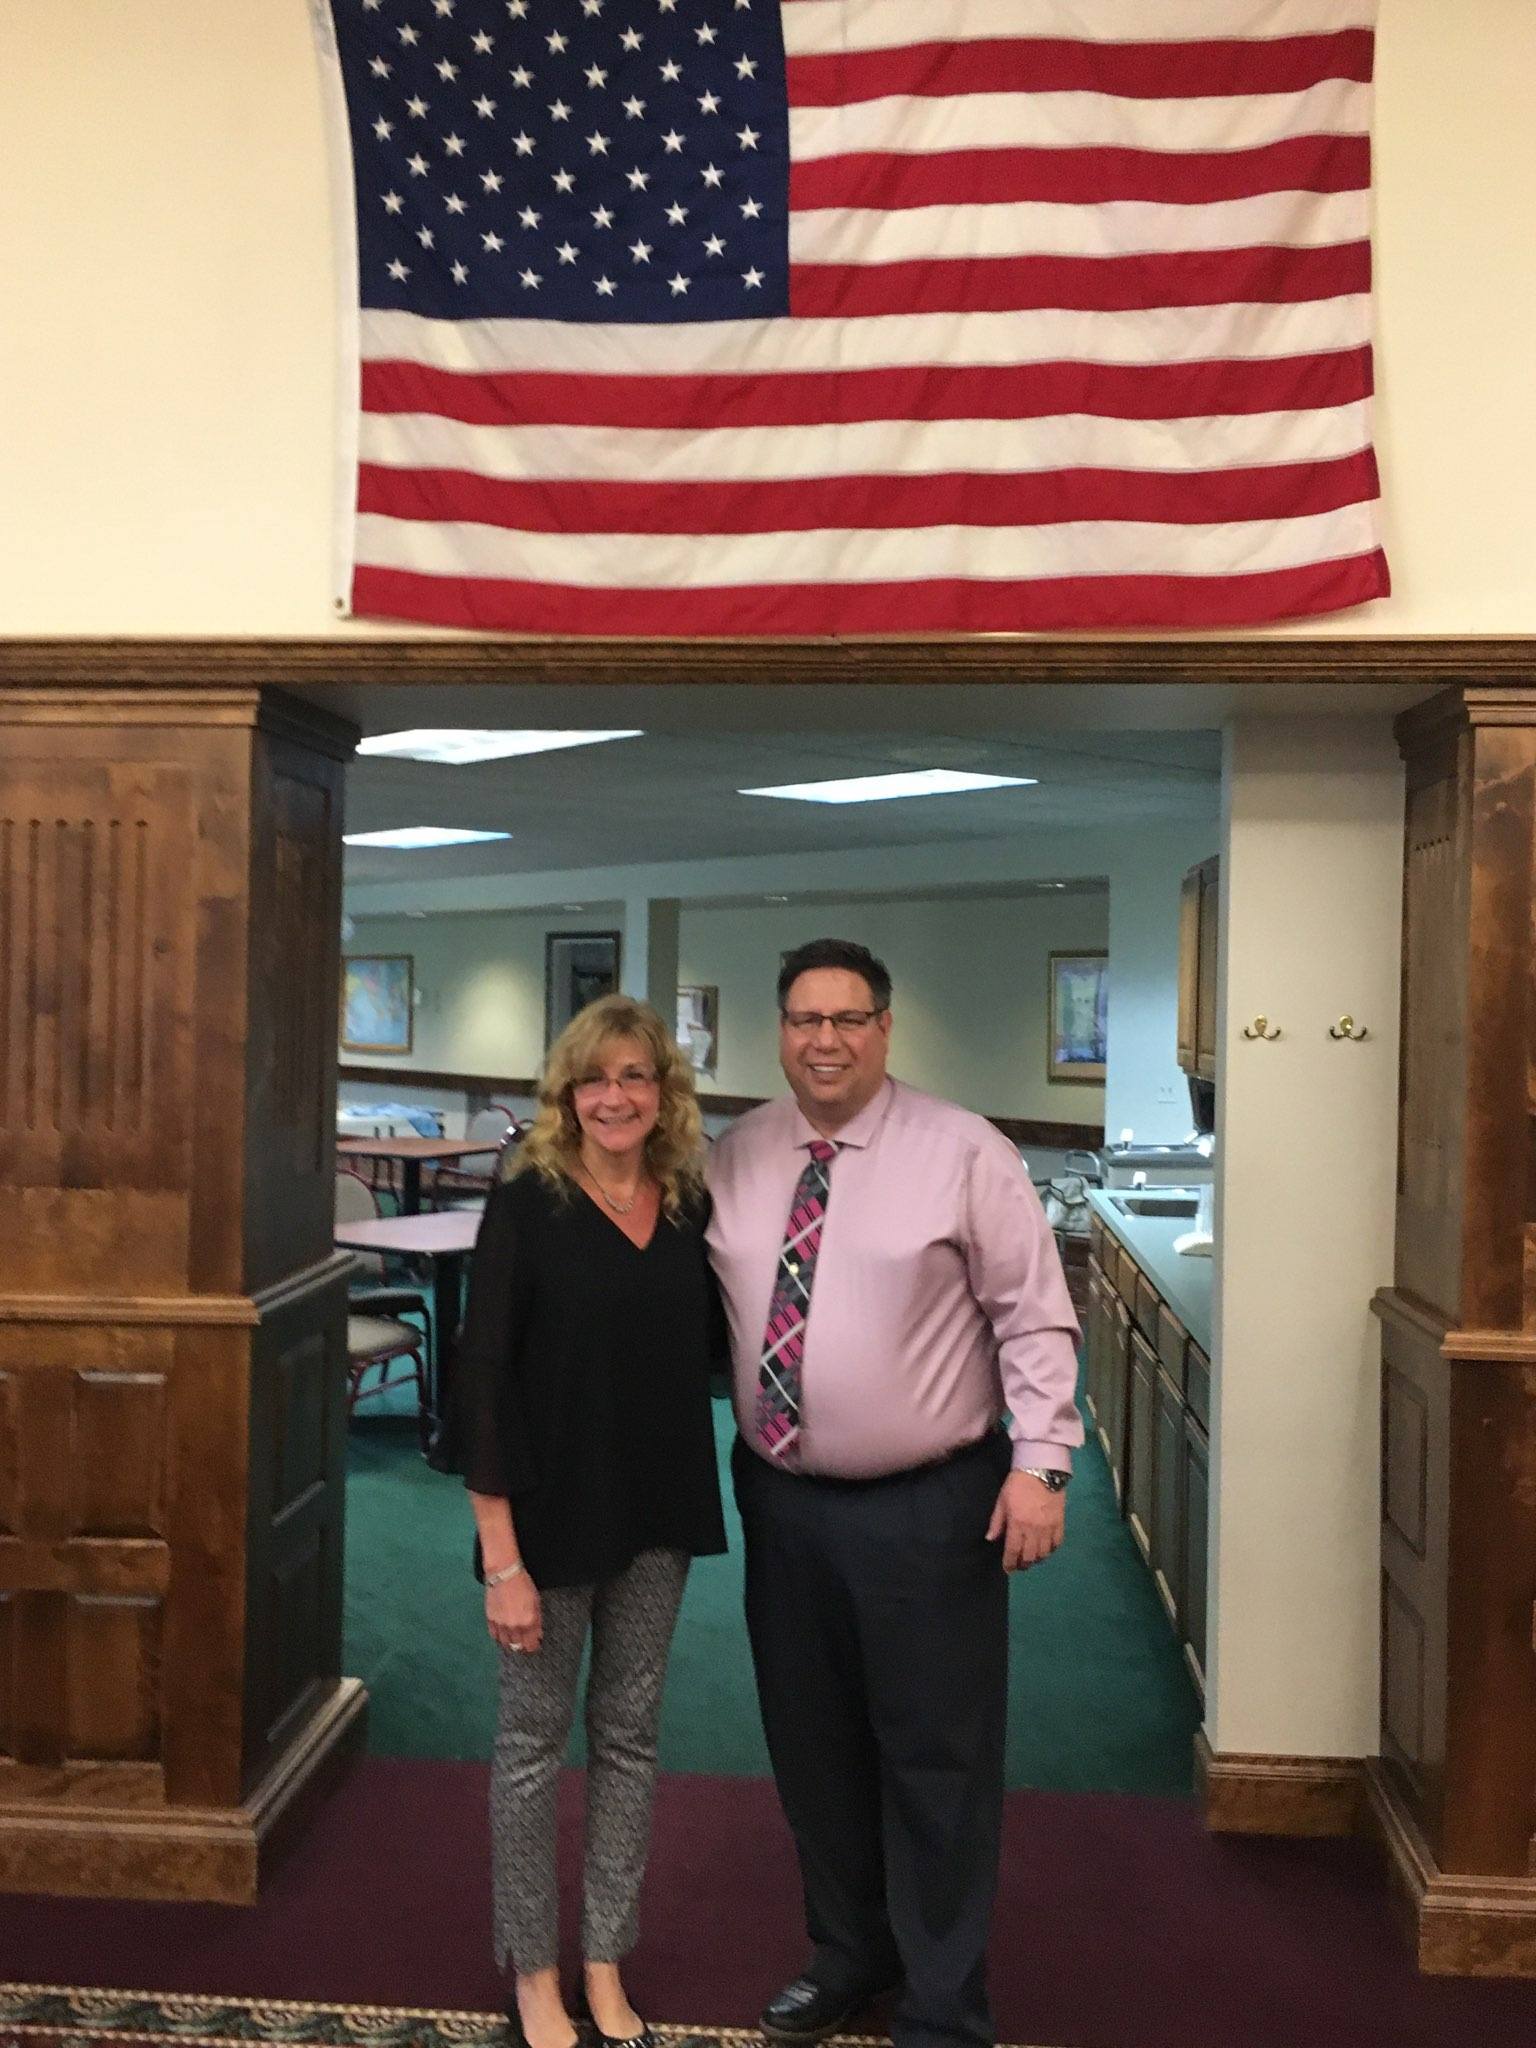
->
[706, 1078, 1083, 1479]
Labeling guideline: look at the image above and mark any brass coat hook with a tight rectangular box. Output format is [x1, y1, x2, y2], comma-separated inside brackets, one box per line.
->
[1242, 1016, 1281, 1041]
[1330, 1015, 1369, 1041]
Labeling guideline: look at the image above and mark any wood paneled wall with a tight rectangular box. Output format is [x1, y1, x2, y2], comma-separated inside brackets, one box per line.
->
[1372, 685, 1536, 1973]
[0, 685, 363, 1902]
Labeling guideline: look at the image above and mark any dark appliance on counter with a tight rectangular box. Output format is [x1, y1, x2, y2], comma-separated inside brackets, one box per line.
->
[1188, 1074, 1216, 1136]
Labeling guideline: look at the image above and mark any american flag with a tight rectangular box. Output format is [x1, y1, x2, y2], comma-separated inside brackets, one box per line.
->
[319, 0, 1389, 635]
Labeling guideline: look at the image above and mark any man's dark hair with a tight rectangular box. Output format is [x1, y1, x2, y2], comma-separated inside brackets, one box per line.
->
[777, 938, 893, 1013]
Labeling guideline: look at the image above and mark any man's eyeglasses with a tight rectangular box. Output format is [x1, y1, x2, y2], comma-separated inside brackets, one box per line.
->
[572, 1067, 660, 1096]
[780, 1009, 885, 1036]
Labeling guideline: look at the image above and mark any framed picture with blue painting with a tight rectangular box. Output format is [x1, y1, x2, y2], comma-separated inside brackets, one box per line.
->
[341, 954, 414, 1056]
[1047, 952, 1107, 1085]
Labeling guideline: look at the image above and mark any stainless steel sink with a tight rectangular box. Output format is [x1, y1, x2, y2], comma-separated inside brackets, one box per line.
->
[1107, 1193, 1199, 1219]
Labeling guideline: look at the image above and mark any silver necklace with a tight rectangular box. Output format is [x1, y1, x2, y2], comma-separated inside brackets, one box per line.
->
[583, 1164, 641, 1214]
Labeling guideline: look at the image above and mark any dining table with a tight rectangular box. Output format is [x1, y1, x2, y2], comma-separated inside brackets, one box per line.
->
[335, 1207, 483, 1434]
[335, 1134, 494, 1215]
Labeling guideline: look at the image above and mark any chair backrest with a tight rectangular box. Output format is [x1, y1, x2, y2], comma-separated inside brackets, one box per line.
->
[335, 1169, 385, 1278]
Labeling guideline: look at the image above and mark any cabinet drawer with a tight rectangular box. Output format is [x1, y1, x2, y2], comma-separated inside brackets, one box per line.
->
[1186, 1341, 1211, 1432]
[1134, 1269, 1162, 1335]
[1088, 1216, 1104, 1262]
[1156, 1304, 1188, 1392]
[1116, 1245, 1141, 1302]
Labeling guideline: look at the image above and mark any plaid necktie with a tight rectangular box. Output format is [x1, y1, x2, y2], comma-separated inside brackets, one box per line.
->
[755, 1140, 838, 1461]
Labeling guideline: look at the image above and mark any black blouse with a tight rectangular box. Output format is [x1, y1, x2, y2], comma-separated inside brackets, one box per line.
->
[433, 1167, 728, 1589]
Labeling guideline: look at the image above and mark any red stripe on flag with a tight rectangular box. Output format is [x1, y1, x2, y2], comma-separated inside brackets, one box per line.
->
[357, 452, 1382, 536]
[352, 550, 1390, 635]
[787, 32, 1375, 107]
[789, 136, 1371, 210]
[361, 348, 1374, 430]
[790, 242, 1371, 318]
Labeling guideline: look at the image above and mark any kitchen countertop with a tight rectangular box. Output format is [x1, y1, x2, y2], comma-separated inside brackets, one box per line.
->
[1086, 1188, 1213, 1353]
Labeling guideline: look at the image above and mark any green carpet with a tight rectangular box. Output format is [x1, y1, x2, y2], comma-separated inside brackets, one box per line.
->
[343, 1394, 1200, 1794]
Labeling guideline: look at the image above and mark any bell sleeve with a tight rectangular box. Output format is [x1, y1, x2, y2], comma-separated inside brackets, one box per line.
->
[429, 1177, 540, 1497]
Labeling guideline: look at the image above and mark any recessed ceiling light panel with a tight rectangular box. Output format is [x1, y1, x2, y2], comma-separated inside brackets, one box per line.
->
[343, 827, 513, 849]
[739, 769, 1036, 805]
[356, 729, 642, 765]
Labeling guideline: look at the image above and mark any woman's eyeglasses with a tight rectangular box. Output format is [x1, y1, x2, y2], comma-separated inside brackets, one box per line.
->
[571, 1067, 660, 1096]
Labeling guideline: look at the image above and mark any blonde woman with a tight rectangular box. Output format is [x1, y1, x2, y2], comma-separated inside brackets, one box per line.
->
[436, 996, 727, 2048]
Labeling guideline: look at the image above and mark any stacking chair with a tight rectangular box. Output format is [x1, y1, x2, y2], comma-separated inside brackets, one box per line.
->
[427, 1106, 517, 1209]
[336, 1169, 434, 1447]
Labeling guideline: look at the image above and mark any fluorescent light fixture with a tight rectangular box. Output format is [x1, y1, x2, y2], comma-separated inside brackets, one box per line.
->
[342, 827, 512, 849]
[356, 728, 642, 765]
[740, 769, 1036, 805]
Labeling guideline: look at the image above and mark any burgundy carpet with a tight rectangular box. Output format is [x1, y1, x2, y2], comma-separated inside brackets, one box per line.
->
[4, 1759, 1536, 2048]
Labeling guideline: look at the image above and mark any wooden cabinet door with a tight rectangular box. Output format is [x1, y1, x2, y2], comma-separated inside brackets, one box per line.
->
[1183, 1412, 1210, 1696]
[1106, 1295, 1132, 1506]
[1084, 1270, 1103, 1426]
[1127, 1327, 1157, 1561]
[1177, 863, 1201, 1072]
[1152, 1370, 1185, 1626]
[1195, 856, 1220, 1080]
[1186, 1339, 1211, 1433]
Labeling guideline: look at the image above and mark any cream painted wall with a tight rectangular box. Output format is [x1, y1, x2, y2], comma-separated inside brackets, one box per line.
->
[344, 908, 618, 1077]
[347, 890, 1110, 1122]
[1207, 718, 1403, 1758]
[680, 892, 1108, 1120]
[2, 0, 1533, 635]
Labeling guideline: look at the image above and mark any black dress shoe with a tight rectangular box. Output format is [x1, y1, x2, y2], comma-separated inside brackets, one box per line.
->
[759, 1975, 895, 2043]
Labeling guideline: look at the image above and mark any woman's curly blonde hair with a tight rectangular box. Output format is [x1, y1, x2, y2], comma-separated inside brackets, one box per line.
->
[509, 993, 705, 1216]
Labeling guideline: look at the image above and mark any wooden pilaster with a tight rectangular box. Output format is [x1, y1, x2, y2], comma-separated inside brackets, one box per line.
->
[0, 683, 364, 1902]
[1373, 683, 1536, 1973]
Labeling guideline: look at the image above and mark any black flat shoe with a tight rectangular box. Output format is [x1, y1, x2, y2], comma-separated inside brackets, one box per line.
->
[574, 1989, 654, 2048]
[758, 1975, 898, 2043]
[504, 2003, 579, 2048]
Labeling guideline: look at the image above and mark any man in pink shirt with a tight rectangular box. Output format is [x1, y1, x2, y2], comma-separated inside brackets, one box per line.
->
[707, 939, 1082, 2048]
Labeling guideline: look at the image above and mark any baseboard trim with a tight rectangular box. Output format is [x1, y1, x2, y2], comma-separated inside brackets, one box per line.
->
[1195, 1731, 1365, 1837]
[0, 1677, 367, 1907]
[1364, 1761, 1536, 1977]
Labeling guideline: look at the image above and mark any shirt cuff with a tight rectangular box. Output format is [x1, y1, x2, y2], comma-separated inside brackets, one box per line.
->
[1011, 1439, 1074, 1474]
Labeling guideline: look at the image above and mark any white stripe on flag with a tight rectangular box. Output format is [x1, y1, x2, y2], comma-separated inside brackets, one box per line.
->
[792, 189, 1371, 265]
[356, 501, 1382, 589]
[788, 79, 1371, 161]
[358, 402, 1376, 486]
[358, 298, 1375, 377]
[782, 0, 1378, 57]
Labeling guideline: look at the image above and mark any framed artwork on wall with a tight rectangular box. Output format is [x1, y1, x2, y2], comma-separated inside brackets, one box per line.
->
[1047, 951, 1108, 1084]
[545, 930, 622, 1048]
[341, 954, 414, 1055]
[677, 985, 719, 1078]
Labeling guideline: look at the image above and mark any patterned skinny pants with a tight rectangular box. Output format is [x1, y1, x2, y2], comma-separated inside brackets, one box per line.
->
[491, 1546, 690, 1974]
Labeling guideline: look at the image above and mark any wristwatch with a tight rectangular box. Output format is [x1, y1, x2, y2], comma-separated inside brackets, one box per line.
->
[1019, 1466, 1070, 1493]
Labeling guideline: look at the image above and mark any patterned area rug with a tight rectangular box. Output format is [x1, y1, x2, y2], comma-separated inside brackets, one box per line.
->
[0, 1990, 926, 2048]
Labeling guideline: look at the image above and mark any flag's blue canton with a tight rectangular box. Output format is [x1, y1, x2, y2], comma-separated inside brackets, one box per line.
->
[334, 0, 790, 322]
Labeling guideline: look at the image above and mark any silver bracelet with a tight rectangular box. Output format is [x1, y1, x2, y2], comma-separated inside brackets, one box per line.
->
[485, 1559, 526, 1587]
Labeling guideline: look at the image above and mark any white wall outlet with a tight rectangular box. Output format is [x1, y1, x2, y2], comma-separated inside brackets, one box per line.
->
[1156, 1082, 1179, 1104]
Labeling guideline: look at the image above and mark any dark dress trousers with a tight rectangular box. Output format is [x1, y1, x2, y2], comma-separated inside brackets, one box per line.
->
[733, 1428, 1012, 2048]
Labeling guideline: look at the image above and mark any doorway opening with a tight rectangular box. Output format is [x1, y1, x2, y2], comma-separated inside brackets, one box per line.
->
[330, 679, 1223, 1798]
